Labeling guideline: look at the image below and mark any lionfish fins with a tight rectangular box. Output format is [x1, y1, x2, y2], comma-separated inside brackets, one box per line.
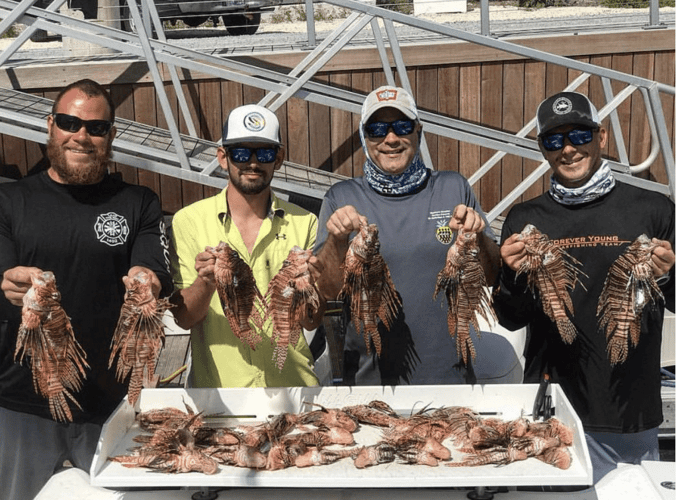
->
[340, 223, 401, 356]
[16, 272, 88, 422]
[556, 318, 577, 345]
[598, 234, 663, 365]
[267, 246, 320, 371]
[516, 225, 585, 345]
[435, 228, 496, 367]
[211, 242, 265, 350]
[110, 270, 172, 407]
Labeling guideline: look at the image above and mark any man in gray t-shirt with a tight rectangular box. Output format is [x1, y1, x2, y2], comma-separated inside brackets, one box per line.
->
[314, 86, 504, 386]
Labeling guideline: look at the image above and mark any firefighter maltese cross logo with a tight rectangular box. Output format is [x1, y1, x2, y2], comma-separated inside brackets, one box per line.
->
[95, 212, 129, 247]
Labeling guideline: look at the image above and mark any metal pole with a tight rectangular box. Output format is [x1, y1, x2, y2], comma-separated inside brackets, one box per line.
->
[141, 0, 152, 37]
[644, 0, 665, 29]
[97, 0, 119, 30]
[305, 0, 317, 47]
[480, 0, 490, 37]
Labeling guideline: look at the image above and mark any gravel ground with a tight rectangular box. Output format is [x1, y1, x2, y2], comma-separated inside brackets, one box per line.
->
[167, 4, 675, 54]
[261, 2, 673, 33]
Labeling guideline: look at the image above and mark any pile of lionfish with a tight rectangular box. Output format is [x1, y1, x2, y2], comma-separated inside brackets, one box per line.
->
[514, 225, 664, 365]
[109, 400, 574, 474]
[15, 270, 171, 422]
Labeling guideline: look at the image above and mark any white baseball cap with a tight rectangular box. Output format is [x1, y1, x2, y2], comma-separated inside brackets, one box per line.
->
[361, 85, 419, 125]
[222, 104, 282, 146]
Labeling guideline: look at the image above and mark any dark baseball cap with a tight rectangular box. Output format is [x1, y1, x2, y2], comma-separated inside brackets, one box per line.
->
[536, 92, 600, 137]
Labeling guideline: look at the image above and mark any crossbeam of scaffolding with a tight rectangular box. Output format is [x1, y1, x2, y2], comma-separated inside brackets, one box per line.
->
[0, 0, 672, 208]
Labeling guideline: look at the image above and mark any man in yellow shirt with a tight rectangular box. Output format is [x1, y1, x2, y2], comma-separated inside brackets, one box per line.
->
[170, 104, 325, 387]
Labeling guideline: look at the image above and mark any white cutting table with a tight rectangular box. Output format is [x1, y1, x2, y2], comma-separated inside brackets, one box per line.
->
[34, 461, 675, 500]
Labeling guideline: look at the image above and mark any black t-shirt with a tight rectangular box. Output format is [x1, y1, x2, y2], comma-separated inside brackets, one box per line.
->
[493, 180, 675, 433]
[0, 171, 172, 423]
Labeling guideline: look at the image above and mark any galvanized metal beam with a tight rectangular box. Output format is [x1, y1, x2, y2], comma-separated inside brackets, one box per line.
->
[0, 0, 671, 208]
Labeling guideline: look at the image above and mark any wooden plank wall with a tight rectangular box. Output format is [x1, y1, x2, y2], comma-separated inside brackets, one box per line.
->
[0, 29, 673, 217]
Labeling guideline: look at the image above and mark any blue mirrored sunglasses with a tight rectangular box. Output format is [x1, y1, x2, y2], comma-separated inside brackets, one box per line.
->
[364, 119, 415, 138]
[228, 146, 278, 164]
[53, 113, 113, 137]
[541, 128, 595, 151]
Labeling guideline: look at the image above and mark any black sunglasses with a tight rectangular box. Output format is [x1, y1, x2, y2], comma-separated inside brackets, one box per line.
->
[541, 128, 595, 152]
[228, 146, 278, 164]
[52, 113, 113, 137]
[364, 119, 416, 139]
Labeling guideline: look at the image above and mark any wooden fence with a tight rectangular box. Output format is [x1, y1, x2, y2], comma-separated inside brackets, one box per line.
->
[0, 27, 673, 216]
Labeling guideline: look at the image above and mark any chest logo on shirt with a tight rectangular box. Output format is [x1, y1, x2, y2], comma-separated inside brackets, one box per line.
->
[94, 212, 129, 247]
[435, 219, 453, 245]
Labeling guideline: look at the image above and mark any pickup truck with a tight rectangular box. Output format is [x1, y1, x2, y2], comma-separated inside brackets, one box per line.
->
[121, 0, 281, 35]
[29, 0, 280, 38]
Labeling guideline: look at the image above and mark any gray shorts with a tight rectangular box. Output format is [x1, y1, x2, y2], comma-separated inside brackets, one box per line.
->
[586, 428, 660, 484]
[0, 405, 102, 500]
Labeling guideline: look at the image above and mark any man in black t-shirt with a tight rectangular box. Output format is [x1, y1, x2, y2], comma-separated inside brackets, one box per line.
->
[0, 79, 172, 500]
[494, 92, 675, 484]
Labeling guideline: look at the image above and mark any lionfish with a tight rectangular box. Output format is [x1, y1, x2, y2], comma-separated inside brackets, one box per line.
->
[209, 242, 266, 350]
[446, 416, 574, 469]
[598, 234, 664, 365]
[14, 271, 89, 422]
[109, 270, 172, 407]
[516, 224, 586, 344]
[111, 411, 219, 474]
[266, 246, 321, 370]
[339, 223, 401, 356]
[433, 228, 496, 366]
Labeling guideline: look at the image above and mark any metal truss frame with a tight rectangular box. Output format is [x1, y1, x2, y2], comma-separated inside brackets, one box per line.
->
[0, 0, 672, 212]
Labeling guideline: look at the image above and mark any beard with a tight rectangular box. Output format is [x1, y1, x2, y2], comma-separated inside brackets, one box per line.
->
[46, 136, 113, 185]
[229, 168, 271, 195]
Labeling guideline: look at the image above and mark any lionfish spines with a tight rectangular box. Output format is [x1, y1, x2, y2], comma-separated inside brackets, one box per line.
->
[209, 242, 266, 350]
[16, 271, 89, 422]
[266, 246, 321, 371]
[515, 224, 585, 345]
[434, 228, 496, 365]
[110, 270, 172, 407]
[598, 234, 664, 365]
[339, 223, 401, 356]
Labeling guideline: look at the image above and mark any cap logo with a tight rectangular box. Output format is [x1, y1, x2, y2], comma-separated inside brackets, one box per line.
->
[552, 97, 573, 115]
[242, 112, 266, 132]
[375, 89, 397, 102]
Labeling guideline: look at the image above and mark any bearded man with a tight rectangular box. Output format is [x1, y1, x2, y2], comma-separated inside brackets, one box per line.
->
[169, 104, 329, 389]
[0, 79, 172, 500]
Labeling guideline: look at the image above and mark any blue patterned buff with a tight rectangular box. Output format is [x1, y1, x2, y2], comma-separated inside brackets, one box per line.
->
[549, 160, 616, 205]
[359, 126, 429, 196]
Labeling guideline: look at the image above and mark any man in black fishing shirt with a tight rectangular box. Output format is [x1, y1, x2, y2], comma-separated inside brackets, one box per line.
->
[0, 79, 172, 500]
[493, 91, 675, 484]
